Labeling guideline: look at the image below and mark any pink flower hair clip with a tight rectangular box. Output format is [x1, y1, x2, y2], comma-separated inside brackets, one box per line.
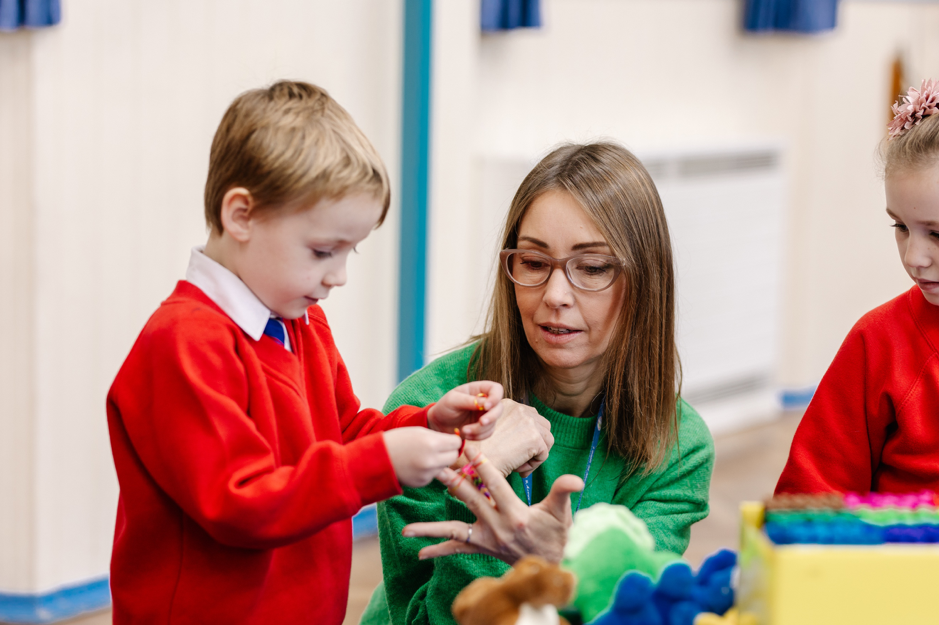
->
[888, 78, 939, 139]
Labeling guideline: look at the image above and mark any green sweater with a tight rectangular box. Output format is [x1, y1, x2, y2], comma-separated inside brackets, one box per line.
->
[360, 343, 714, 625]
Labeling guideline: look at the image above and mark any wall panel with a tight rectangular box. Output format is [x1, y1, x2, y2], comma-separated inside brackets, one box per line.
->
[0, 31, 36, 592]
[2, 0, 403, 592]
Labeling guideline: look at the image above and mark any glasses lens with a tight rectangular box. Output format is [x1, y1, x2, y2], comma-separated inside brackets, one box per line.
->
[505, 252, 551, 286]
[568, 256, 619, 290]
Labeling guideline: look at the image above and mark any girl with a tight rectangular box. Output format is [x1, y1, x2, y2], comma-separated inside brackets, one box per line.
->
[777, 79, 939, 494]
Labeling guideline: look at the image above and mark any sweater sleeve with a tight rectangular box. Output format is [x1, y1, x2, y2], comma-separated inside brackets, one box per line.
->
[111, 314, 402, 551]
[776, 322, 878, 494]
[309, 312, 431, 443]
[624, 400, 714, 555]
[374, 347, 500, 625]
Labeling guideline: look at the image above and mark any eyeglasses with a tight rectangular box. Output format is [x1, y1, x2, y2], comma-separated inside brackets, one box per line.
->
[499, 249, 626, 292]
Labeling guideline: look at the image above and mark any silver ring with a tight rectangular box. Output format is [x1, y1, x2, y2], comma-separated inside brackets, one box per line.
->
[465, 524, 473, 544]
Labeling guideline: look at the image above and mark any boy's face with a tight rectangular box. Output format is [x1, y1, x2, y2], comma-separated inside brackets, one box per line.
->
[886, 163, 939, 306]
[238, 193, 383, 319]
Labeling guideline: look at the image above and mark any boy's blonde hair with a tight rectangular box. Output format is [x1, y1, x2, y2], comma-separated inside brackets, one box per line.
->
[204, 80, 391, 233]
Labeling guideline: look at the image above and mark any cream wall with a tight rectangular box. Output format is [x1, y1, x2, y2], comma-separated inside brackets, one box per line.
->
[426, 0, 939, 391]
[3, 0, 939, 600]
[1, 0, 403, 593]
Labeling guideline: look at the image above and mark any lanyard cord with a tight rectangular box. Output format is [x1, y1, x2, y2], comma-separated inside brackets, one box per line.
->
[522, 399, 604, 514]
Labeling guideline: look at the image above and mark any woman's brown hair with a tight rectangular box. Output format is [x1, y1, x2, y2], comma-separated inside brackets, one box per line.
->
[470, 142, 681, 473]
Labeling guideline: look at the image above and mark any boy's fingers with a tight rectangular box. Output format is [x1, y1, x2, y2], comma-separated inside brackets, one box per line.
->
[427, 429, 463, 450]
[472, 381, 504, 406]
[444, 448, 461, 466]
[459, 418, 494, 440]
[463, 403, 502, 438]
[464, 420, 497, 441]
[458, 382, 504, 411]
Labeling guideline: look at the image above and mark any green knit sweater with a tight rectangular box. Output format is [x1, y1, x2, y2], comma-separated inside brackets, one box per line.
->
[360, 343, 714, 625]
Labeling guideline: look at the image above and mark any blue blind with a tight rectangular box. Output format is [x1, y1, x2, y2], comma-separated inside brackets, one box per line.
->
[744, 0, 838, 33]
[0, 0, 60, 30]
[481, 0, 541, 32]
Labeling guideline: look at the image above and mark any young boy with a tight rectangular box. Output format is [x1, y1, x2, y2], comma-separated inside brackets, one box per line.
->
[106, 81, 503, 624]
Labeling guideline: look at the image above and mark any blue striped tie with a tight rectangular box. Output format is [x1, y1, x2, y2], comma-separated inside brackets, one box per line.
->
[264, 317, 287, 348]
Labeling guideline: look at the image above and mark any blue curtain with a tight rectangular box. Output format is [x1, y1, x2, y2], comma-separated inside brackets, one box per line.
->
[481, 0, 541, 32]
[0, 0, 60, 31]
[744, 0, 838, 33]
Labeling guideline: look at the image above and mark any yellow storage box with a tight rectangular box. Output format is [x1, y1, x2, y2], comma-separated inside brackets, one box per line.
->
[737, 501, 939, 625]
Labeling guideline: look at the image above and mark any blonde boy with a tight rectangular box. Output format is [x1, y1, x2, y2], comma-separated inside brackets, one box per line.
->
[106, 81, 502, 624]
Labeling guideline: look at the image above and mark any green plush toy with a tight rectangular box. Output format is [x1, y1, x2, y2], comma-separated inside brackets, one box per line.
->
[561, 503, 682, 622]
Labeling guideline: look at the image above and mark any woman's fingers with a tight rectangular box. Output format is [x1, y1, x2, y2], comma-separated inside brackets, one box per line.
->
[403, 519, 468, 540]
[435, 466, 501, 527]
[539, 474, 585, 525]
[403, 521, 489, 559]
[418, 540, 482, 560]
[463, 444, 525, 513]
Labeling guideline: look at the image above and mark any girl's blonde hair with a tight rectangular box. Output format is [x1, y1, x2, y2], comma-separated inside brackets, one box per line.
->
[882, 103, 939, 177]
[470, 142, 681, 473]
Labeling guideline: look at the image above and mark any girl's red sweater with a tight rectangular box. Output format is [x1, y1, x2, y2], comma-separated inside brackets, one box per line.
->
[777, 286, 939, 495]
[106, 281, 429, 624]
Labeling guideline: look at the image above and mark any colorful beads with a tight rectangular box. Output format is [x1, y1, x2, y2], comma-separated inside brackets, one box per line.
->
[844, 490, 938, 509]
[764, 491, 939, 545]
[764, 492, 844, 510]
[458, 463, 492, 501]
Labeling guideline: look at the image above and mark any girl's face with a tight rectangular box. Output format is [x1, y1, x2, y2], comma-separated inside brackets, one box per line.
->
[513, 190, 627, 386]
[886, 163, 939, 306]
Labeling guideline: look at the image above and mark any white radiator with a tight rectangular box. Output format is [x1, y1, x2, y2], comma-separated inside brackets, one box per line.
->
[470, 145, 786, 434]
[645, 146, 785, 433]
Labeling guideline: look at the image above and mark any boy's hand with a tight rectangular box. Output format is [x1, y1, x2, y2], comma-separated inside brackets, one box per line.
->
[383, 427, 463, 488]
[427, 381, 504, 440]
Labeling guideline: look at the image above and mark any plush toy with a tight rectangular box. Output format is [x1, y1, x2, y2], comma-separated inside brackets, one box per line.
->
[590, 572, 662, 625]
[562, 504, 683, 622]
[452, 556, 577, 625]
[693, 608, 756, 625]
[589, 550, 737, 625]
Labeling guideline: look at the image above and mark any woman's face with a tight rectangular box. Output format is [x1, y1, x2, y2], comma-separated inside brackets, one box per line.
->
[514, 190, 626, 385]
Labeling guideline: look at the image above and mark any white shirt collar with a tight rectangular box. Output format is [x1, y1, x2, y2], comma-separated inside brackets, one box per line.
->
[185, 246, 271, 341]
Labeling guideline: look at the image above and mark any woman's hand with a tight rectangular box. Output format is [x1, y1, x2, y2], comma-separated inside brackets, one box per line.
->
[427, 381, 504, 440]
[401, 445, 584, 565]
[477, 399, 554, 478]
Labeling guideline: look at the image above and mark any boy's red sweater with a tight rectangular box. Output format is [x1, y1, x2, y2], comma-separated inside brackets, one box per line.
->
[777, 286, 939, 495]
[106, 281, 430, 624]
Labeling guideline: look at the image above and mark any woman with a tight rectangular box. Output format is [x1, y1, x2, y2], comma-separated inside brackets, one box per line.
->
[362, 142, 713, 625]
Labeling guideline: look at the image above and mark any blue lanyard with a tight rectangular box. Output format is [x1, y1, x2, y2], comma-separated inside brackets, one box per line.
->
[522, 400, 604, 515]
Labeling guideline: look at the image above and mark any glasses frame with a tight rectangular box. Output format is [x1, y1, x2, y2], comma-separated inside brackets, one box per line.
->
[499, 248, 626, 292]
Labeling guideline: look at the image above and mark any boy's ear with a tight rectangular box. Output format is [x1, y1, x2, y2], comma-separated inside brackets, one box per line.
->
[220, 187, 254, 243]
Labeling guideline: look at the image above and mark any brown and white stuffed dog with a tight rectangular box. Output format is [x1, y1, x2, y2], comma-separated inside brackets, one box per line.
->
[451, 556, 577, 625]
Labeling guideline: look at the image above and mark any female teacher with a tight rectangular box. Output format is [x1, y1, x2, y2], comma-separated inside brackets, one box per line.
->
[362, 142, 714, 625]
